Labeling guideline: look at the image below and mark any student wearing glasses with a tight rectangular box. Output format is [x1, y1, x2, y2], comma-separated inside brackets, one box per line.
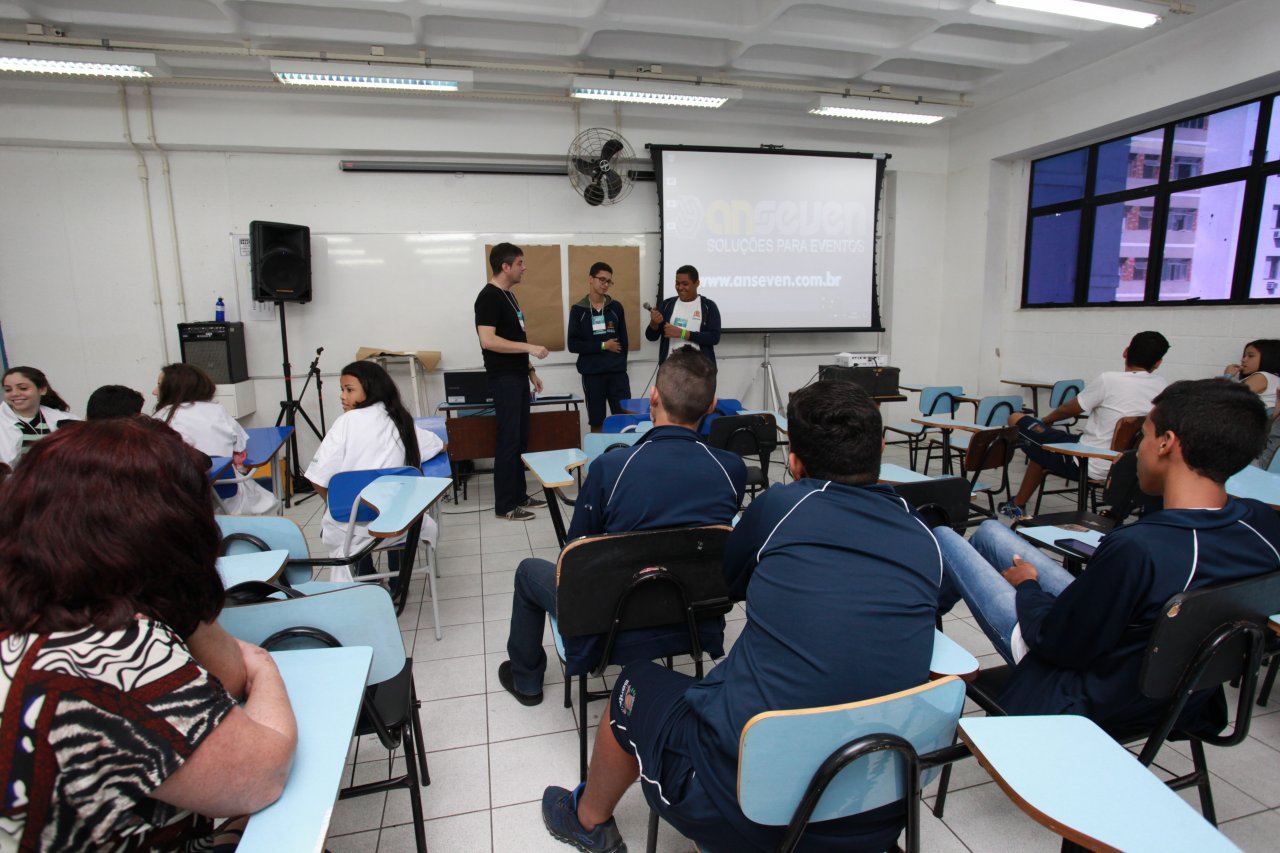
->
[567, 261, 632, 432]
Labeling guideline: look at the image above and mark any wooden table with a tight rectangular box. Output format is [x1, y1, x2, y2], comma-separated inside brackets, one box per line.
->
[1225, 463, 1280, 509]
[911, 416, 985, 475]
[240, 646, 372, 853]
[216, 549, 289, 587]
[1001, 378, 1056, 416]
[522, 448, 589, 547]
[958, 715, 1239, 852]
[439, 395, 583, 501]
[1041, 442, 1122, 511]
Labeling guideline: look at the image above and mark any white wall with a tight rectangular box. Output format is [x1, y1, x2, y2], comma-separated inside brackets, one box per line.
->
[0, 76, 951, 459]
[942, 0, 1280, 411]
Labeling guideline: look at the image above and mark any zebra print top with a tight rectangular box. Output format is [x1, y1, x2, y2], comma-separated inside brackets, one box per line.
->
[0, 618, 236, 851]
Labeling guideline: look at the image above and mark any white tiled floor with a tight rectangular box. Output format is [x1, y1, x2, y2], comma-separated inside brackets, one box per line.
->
[286, 440, 1280, 852]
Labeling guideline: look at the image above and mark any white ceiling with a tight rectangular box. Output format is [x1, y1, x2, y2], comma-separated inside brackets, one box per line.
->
[0, 0, 1244, 117]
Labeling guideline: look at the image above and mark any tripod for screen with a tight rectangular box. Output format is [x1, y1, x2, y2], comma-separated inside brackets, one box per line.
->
[741, 333, 784, 413]
[273, 302, 326, 506]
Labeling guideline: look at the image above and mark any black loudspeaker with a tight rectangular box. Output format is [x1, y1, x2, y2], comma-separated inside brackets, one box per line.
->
[179, 322, 249, 384]
[818, 365, 901, 398]
[250, 220, 312, 303]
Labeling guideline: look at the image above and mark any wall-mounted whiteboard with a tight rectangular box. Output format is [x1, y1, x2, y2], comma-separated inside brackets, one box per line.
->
[227, 231, 657, 380]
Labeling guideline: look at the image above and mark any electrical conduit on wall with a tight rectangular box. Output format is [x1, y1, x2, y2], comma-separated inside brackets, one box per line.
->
[118, 83, 170, 364]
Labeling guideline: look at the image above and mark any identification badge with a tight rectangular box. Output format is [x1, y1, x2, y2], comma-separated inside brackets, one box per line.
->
[674, 317, 688, 329]
[592, 315, 607, 334]
[516, 309, 526, 331]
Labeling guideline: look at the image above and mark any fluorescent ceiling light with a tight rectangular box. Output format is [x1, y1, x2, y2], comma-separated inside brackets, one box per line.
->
[989, 0, 1161, 28]
[0, 44, 159, 78]
[809, 96, 957, 125]
[271, 60, 472, 92]
[571, 76, 742, 108]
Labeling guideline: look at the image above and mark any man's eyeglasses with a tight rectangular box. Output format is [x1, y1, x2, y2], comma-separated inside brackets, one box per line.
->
[592, 275, 614, 286]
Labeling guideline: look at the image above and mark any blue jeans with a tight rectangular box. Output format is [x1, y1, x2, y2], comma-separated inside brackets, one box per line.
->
[507, 557, 557, 693]
[935, 520, 1075, 664]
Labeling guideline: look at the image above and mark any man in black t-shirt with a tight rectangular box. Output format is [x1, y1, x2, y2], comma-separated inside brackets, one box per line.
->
[475, 242, 550, 520]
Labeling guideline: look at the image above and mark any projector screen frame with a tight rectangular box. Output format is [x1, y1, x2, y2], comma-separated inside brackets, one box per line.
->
[648, 144, 888, 334]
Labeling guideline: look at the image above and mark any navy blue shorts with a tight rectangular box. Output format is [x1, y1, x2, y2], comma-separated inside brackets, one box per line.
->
[608, 661, 904, 853]
[1015, 416, 1082, 480]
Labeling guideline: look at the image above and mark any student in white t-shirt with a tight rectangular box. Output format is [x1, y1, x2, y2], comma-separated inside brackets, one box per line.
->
[305, 360, 445, 578]
[998, 331, 1171, 519]
[645, 264, 722, 367]
[1, 366, 78, 467]
[1223, 338, 1280, 409]
[152, 363, 277, 515]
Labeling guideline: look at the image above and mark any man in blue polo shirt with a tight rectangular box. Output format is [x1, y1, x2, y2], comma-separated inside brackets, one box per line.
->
[937, 378, 1280, 730]
[498, 348, 746, 706]
[541, 380, 942, 853]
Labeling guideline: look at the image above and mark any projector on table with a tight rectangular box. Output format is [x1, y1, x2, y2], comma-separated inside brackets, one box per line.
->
[834, 352, 886, 368]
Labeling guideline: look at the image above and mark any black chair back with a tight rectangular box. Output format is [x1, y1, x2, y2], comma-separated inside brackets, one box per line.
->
[707, 414, 777, 477]
[892, 477, 971, 532]
[1139, 571, 1280, 701]
[555, 525, 733, 639]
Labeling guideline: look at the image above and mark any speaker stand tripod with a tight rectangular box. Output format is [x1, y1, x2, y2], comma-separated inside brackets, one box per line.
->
[273, 302, 326, 507]
[741, 333, 784, 413]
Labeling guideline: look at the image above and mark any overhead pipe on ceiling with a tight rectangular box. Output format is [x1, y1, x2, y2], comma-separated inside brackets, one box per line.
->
[144, 86, 187, 324]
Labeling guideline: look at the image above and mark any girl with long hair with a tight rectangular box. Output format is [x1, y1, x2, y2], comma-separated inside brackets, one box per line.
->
[305, 360, 445, 577]
[1, 365, 78, 466]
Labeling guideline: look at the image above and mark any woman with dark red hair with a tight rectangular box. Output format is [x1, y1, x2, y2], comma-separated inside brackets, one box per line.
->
[0, 417, 296, 851]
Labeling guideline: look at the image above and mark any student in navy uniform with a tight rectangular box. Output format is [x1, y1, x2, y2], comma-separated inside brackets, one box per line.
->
[541, 380, 942, 853]
[474, 242, 550, 521]
[567, 261, 631, 432]
[645, 264, 722, 367]
[937, 378, 1280, 731]
[498, 348, 746, 706]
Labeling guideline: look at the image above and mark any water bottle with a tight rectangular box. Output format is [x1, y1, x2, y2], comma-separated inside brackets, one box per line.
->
[215, 297, 225, 323]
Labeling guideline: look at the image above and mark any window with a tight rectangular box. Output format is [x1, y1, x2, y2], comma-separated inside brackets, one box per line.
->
[1023, 89, 1280, 306]
[1167, 207, 1196, 231]
[1172, 102, 1258, 175]
[1172, 155, 1203, 180]
[1162, 258, 1191, 281]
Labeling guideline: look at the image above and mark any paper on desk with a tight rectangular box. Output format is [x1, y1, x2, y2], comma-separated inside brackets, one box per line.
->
[356, 347, 442, 372]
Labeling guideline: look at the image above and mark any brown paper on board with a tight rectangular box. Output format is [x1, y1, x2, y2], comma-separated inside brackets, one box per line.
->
[566, 245, 642, 352]
[485, 244, 565, 352]
[355, 348, 442, 372]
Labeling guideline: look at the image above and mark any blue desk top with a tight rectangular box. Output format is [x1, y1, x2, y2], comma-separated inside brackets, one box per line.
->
[1226, 463, 1280, 508]
[619, 397, 651, 416]
[1018, 525, 1105, 550]
[931, 629, 978, 679]
[240, 647, 372, 853]
[910, 415, 984, 432]
[583, 431, 642, 464]
[522, 448, 589, 488]
[879, 463, 934, 484]
[361, 476, 451, 537]
[244, 426, 293, 468]
[207, 456, 234, 482]
[413, 415, 448, 445]
[216, 550, 289, 587]
[1042, 441, 1121, 461]
[959, 715, 1239, 851]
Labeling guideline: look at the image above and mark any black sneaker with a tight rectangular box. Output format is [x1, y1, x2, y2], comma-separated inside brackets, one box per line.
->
[498, 507, 536, 521]
[520, 495, 549, 509]
[498, 661, 543, 707]
[542, 784, 627, 853]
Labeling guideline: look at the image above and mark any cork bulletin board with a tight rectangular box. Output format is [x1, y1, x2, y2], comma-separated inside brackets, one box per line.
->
[567, 245, 642, 351]
[486, 243, 564, 352]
